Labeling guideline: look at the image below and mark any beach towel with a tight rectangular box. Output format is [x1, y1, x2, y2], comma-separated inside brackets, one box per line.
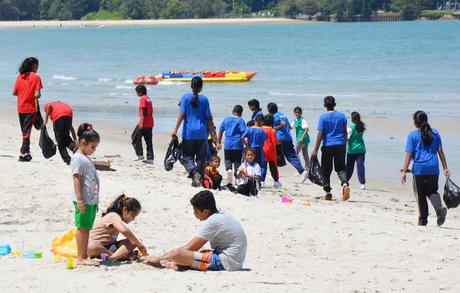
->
[39, 127, 56, 159]
[444, 177, 460, 209]
[308, 157, 326, 186]
[164, 136, 180, 171]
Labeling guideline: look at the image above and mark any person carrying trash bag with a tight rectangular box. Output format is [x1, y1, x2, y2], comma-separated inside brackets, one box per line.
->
[401, 111, 450, 226]
[43, 101, 76, 164]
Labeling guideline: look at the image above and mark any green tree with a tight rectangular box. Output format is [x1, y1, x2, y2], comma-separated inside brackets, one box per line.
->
[391, 0, 419, 19]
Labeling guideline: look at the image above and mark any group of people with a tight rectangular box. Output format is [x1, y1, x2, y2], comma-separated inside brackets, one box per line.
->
[11, 56, 452, 270]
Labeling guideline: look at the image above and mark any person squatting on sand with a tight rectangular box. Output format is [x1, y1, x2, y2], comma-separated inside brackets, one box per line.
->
[401, 111, 449, 226]
[311, 96, 350, 201]
[346, 111, 367, 190]
[143, 190, 247, 271]
[71, 123, 101, 266]
[172, 76, 216, 187]
[236, 148, 261, 196]
[203, 155, 223, 190]
[132, 85, 154, 164]
[291, 106, 310, 170]
[267, 102, 306, 177]
[13, 57, 43, 162]
[88, 194, 147, 260]
[43, 101, 77, 165]
[217, 104, 246, 185]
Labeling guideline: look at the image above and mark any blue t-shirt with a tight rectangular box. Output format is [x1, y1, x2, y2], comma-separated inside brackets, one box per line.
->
[273, 112, 292, 142]
[242, 127, 266, 148]
[251, 110, 264, 121]
[180, 93, 212, 140]
[219, 116, 246, 150]
[405, 129, 442, 175]
[317, 111, 347, 147]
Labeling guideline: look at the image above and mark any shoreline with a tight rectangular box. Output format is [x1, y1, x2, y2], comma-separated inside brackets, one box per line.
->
[0, 18, 307, 29]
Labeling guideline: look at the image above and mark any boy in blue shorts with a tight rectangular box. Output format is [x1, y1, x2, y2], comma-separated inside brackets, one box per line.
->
[217, 105, 247, 184]
[143, 190, 247, 271]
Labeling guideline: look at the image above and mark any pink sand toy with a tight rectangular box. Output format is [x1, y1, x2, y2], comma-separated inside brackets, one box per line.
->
[279, 194, 293, 204]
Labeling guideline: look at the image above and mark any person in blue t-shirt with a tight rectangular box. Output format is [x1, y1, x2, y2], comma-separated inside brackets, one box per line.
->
[242, 115, 267, 183]
[311, 96, 350, 201]
[217, 105, 247, 185]
[401, 111, 449, 226]
[267, 103, 305, 177]
[172, 77, 216, 187]
[248, 99, 264, 122]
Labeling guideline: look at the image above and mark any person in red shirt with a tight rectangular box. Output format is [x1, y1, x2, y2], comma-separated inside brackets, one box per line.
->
[13, 57, 43, 162]
[43, 101, 77, 164]
[203, 155, 222, 190]
[261, 115, 282, 188]
[132, 85, 154, 164]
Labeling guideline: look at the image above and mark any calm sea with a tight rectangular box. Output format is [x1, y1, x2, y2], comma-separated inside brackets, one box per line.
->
[1, 21, 459, 183]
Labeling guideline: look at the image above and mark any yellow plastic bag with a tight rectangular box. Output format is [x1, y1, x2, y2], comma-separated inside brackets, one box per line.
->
[51, 228, 77, 258]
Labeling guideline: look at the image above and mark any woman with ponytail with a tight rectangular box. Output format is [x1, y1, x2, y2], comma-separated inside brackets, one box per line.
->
[13, 57, 44, 162]
[401, 111, 450, 226]
[172, 77, 216, 187]
[346, 112, 367, 189]
[88, 194, 147, 261]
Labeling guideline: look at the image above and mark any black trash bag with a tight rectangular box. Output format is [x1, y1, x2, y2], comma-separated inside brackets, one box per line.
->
[276, 144, 286, 167]
[39, 127, 56, 159]
[164, 136, 180, 171]
[443, 177, 460, 209]
[308, 156, 326, 186]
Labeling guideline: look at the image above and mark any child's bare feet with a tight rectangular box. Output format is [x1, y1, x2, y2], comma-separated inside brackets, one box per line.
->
[164, 261, 180, 271]
[142, 255, 162, 267]
[76, 259, 100, 266]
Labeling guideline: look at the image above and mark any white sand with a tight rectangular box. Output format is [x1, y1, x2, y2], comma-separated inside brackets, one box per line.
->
[0, 18, 303, 29]
[0, 107, 459, 292]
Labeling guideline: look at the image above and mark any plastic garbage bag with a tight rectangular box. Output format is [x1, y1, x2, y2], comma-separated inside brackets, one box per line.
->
[51, 228, 77, 258]
[443, 177, 460, 209]
[164, 136, 180, 171]
[308, 157, 326, 186]
[39, 127, 56, 159]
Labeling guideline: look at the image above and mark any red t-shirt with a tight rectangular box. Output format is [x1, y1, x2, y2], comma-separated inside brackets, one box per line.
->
[138, 95, 154, 128]
[14, 72, 43, 113]
[45, 102, 73, 122]
[262, 126, 278, 162]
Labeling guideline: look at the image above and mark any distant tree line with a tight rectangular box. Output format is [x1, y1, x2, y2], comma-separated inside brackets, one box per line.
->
[0, 0, 455, 21]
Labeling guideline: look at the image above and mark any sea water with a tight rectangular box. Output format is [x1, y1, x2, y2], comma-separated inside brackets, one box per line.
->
[0, 21, 459, 182]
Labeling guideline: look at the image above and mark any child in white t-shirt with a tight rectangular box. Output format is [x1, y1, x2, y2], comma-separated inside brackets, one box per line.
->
[236, 148, 261, 196]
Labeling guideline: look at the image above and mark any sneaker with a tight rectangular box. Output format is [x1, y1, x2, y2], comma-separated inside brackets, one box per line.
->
[18, 154, 32, 162]
[274, 181, 282, 188]
[299, 170, 308, 183]
[360, 184, 366, 190]
[134, 155, 144, 161]
[436, 207, 447, 226]
[325, 193, 333, 201]
[418, 218, 428, 226]
[342, 184, 350, 201]
[192, 172, 202, 187]
[142, 159, 154, 165]
[227, 170, 233, 185]
[260, 181, 265, 188]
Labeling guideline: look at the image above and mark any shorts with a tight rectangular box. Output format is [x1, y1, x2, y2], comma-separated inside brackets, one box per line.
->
[73, 202, 97, 229]
[195, 251, 225, 271]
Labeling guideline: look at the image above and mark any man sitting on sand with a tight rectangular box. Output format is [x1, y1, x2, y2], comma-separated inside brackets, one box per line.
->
[143, 190, 247, 271]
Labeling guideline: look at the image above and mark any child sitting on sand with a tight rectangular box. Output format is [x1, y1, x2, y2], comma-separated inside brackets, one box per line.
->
[88, 194, 147, 260]
[236, 148, 261, 196]
[143, 190, 247, 271]
[242, 115, 266, 185]
[203, 155, 223, 190]
[71, 123, 100, 266]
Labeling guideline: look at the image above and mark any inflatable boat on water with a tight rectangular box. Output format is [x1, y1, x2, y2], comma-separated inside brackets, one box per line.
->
[133, 71, 256, 85]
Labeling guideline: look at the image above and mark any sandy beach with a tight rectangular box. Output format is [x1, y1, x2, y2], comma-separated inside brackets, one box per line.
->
[0, 106, 459, 292]
[0, 18, 303, 29]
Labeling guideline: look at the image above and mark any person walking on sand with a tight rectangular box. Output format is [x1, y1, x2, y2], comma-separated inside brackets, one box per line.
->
[346, 112, 367, 190]
[43, 101, 77, 165]
[267, 102, 306, 177]
[172, 77, 216, 187]
[291, 106, 310, 170]
[401, 111, 449, 226]
[132, 85, 154, 165]
[13, 57, 44, 162]
[311, 96, 350, 201]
